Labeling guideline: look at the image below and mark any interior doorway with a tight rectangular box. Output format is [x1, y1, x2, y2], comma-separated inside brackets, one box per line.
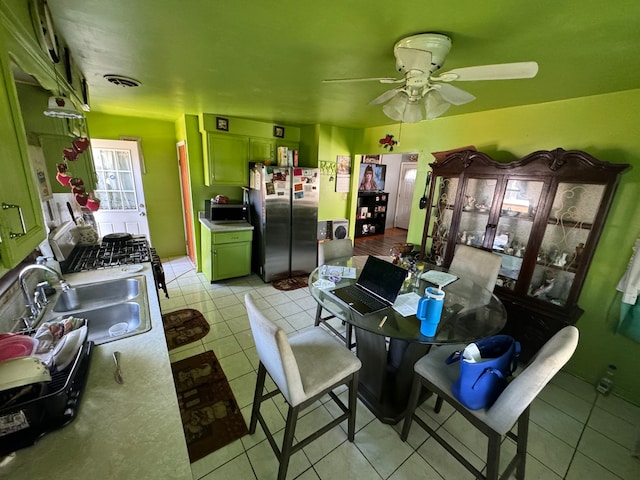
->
[177, 142, 196, 264]
[90, 139, 151, 240]
[394, 163, 417, 229]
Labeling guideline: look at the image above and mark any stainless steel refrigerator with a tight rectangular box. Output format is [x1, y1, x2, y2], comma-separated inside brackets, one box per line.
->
[248, 164, 319, 282]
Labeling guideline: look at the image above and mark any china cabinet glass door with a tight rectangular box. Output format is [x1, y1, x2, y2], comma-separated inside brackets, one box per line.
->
[423, 176, 458, 264]
[493, 179, 545, 292]
[458, 177, 498, 248]
[528, 182, 606, 306]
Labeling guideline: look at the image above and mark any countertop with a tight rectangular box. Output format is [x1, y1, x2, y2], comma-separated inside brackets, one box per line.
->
[1, 265, 192, 479]
[198, 212, 254, 232]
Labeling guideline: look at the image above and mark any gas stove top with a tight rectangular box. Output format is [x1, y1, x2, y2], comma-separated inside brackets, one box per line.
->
[49, 222, 168, 297]
[62, 236, 151, 273]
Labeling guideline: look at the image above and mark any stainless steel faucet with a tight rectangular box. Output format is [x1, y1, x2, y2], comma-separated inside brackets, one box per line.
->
[18, 264, 78, 327]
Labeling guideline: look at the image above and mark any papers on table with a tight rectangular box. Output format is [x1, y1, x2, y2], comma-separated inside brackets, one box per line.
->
[420, 270, 458, 288]
[319, 265, 357, 279]
[392, 292, 422, 316]
[313, 278, 336, 290]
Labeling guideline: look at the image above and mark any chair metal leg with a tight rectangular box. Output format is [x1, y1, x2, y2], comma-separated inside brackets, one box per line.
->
[515, 408, 529, 480]
[249, 363, 267, 434]
[486, 431, 501, 480]
[345, 323, 354, 350]
[400, 373, 423, 441]
[347, 371, 359, 441]
[278, 405, 300, 480]
[434, 395, 444, 413]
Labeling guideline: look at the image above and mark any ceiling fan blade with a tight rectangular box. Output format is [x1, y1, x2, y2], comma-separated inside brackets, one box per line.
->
[433, 83, 476, 105]
[322, 77, 402, 84]
[395, 47, 432, 73]
[435, 61, 539, 81]
[369, 87, 403, 105]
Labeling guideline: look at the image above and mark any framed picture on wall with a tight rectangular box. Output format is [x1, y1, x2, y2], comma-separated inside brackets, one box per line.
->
[273, 125, 285, 138]
[216, 117, 229, 131]
[362, 155, 382, 164]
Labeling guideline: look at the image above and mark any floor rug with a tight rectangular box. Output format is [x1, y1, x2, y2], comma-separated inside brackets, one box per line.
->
[272, 275, 308, 291]
[162, 308, 210, 350]
[171, 350, 249, 462]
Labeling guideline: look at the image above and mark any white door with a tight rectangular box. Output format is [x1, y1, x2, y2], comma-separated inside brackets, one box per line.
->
[394, 162, 417, 229]
[90, 139, 150, 240]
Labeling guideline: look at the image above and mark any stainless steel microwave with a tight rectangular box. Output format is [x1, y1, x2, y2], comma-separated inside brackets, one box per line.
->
[205, 201, 249, 223]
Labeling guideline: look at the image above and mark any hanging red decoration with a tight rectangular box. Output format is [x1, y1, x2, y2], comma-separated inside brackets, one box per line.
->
[379, 134, 398, 151]
[54, 136, 100, 210]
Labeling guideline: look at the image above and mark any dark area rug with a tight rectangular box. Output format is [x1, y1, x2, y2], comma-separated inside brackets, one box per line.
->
[272, 275, 308, 291]
[171, 350, 249, 463]
[162, 308, 210, 350]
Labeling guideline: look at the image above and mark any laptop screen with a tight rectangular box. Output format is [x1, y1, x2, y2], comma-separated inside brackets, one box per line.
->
[358, 256, 408, 303]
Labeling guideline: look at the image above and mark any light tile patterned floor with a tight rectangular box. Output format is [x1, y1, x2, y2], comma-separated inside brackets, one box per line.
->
[160, 256, 640, 480]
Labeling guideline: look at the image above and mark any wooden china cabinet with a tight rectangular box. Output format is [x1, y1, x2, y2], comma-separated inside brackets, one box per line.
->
[420, 149, 629, 360]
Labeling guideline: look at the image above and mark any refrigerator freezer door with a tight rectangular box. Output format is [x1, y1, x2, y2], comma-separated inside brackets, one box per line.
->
[291, 168, 319, 275]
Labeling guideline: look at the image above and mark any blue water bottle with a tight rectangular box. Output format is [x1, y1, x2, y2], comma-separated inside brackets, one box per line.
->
[416, 286, 445, 336]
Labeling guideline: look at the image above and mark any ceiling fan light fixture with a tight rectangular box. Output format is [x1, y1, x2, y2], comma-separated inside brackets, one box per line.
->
[424, 91, 451, 120]
[382, 92, 410, 122]
[403, 101, 424, 123]
[43, 95, 84, 119]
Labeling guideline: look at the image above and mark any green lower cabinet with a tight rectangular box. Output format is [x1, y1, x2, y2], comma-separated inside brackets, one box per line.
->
[202, 228, 253, 282]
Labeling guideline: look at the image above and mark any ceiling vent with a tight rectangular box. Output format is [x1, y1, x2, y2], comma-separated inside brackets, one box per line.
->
[103, 74, 141, 87]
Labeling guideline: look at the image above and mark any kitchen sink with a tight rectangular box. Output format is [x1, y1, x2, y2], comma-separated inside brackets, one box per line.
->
[83, 302, 150, 345]
[52, 277, 141, 312]
[44, 275, 151, 345]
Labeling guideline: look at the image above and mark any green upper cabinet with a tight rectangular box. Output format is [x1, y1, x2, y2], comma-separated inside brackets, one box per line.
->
[0, 58, 46, 274]
[204, 133, 249, 186]
[199, 114, 303, 186]
[249, 137, 275, 164]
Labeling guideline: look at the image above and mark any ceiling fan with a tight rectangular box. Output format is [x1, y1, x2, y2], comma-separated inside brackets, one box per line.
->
[323, 33, 538, 123]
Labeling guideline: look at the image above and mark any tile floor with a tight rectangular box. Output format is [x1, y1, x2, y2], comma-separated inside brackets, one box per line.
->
[160, 256, 640, 480]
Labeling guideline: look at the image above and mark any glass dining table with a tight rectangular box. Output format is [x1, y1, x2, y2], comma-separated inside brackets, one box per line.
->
[308, 255, 507, 424]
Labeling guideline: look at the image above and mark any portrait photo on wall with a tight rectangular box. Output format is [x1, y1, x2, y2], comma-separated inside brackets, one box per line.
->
[358, 164, 386, 191]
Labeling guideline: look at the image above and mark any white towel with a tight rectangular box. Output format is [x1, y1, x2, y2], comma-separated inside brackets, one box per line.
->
[616, 239, 640, 342]
[617, 238, 640, 304]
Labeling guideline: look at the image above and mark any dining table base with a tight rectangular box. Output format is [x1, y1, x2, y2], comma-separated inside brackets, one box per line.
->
[354, 328, 432, 424]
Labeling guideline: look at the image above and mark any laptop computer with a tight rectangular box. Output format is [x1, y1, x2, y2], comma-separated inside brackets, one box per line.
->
[328, 255, 408, 315]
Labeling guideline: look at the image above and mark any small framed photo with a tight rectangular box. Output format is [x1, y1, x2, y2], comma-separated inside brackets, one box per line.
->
[362, 154, 381, 164]
[216, 117, 229, 131]
[273, 125, 285, 138]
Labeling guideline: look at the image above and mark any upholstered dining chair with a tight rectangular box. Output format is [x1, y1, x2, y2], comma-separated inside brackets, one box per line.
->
[400, 326, 579, 480]
[244, 294, 361, 480]
[431, 244, 504, 412]
[315, 238, 355, 348]
[448, 244, 502, 292]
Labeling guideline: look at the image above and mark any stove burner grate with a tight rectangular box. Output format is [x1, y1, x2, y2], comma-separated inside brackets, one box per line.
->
[63, 238, 151, 273]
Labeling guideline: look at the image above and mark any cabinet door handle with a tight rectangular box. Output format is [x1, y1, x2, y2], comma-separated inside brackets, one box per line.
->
[2, 202, 27, 239]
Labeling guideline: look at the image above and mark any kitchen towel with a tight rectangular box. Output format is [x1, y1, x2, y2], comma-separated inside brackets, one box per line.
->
[616, 238, 640, 343]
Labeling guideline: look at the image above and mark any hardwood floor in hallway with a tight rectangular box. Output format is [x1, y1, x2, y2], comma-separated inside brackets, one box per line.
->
[353, 227, 409, 257]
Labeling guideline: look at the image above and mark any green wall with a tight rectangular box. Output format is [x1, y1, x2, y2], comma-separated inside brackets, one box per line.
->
[313, 124, 359, 223]
[86, 112, 186, 258]
[358, 89, 640, 405]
